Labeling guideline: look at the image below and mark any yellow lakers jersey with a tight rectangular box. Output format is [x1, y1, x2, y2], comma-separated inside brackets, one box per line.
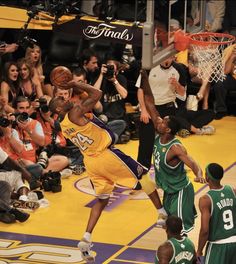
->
[60, 114, 115, 157]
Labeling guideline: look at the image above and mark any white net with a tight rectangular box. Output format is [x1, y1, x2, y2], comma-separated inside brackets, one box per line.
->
[189, 33, 235, 83]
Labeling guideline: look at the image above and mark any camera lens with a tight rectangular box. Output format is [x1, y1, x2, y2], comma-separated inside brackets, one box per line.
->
[105, 65, 114, 79]
[0, 117, 10, 127]
[16, 112, 29, 122]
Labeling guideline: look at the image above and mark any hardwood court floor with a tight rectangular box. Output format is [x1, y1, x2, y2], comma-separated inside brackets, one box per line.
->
[0, 116, 235, 263]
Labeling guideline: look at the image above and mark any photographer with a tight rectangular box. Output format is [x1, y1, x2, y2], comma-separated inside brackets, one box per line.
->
[0, 122, 39, 211]
[0, 113, 24, 158]
[0, 147, 32, 223]
[35, 97, 70, 173]
[13, 96, 45, 164]
[93, 59, 129, 143]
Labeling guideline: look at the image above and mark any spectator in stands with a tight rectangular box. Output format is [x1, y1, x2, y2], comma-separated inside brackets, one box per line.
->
[211, 43, 236, 119]
[25, 44, 52, 97]
[222, 0, 236, 36]
[80, 48, 99, 85]
[54, 86, 72, 101]
[25, 45, 44, 84]
[177, 49, 212, 110]
[174, 63, 215, 137]
[17, 58, 43, 101]
[71, 67, 87, 101]
[0, 61, 19, 113]
[205, 0, 225, 32]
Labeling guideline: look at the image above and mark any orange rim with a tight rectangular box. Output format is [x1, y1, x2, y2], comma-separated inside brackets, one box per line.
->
[189, 32, 235, 46]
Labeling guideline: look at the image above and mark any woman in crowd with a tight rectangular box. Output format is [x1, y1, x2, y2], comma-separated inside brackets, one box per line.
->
[17, 58, 43, 101]
[0, 61, 19, 113]
[25, 44, 52, 97]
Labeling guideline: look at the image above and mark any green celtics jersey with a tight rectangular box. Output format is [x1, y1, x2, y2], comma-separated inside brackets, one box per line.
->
[153, 136, 189, 193]
[155, 237, 195, 264]
[207, 185, 236, 241]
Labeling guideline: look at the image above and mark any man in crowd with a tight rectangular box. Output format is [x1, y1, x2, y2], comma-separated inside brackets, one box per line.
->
[0, 147, 31, 223]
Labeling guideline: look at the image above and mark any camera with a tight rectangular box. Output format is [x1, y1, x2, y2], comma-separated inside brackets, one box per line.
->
[37, 97, 49, 113]
[0, 116, 11, 127]
[18, 35, 37, 49]
[41, 171, 62, 193]
[13, 112, 29, 123]
[104, 65, 115, 79]
[0, 41, 6, 48]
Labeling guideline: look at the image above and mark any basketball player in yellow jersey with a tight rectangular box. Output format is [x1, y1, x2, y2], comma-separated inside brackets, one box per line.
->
[49, 80, 167, 263]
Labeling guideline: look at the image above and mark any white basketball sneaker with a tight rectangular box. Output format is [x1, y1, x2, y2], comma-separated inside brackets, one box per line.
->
[77, 238, 94, 263]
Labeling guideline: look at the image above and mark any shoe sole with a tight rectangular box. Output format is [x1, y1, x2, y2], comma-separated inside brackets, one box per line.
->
[12, 200, 40, 210]
[81, 254, 95, 263]
[78, 240, 94, 263]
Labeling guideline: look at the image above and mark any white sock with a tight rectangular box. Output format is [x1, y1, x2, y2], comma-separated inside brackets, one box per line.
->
[84, 232, 91, 242]
[158, 207, 167, 216]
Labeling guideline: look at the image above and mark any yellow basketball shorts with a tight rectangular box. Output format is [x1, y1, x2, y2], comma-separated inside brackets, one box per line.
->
[84, 148, 148, 197]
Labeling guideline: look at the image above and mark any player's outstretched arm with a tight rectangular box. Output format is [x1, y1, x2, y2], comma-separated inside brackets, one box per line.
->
[140, 70, 161, 130]
[171, 144, 205, 183]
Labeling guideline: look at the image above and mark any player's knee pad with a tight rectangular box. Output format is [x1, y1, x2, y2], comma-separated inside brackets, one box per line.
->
[139, 173, 156, 195]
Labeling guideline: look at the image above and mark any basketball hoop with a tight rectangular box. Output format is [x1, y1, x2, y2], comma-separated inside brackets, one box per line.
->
[174, 31, 235, 82]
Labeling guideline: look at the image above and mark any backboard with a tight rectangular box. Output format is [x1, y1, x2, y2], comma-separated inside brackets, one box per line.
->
[142, 0, 206, 69]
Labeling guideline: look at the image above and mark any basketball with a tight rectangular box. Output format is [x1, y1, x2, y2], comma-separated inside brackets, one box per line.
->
[50, 66, 73, 87]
